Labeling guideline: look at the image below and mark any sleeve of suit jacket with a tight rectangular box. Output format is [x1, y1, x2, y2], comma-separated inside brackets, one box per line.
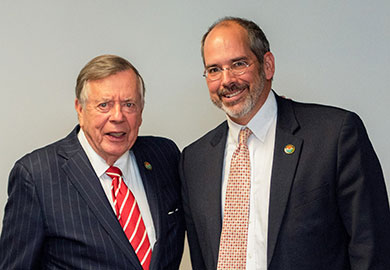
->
[0, 160, 45, 269]
[336, 112, 390, 269]
[179, 154, 207, 270]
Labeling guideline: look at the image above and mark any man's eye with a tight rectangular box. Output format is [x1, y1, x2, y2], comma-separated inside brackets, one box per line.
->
[208, 67, 221, 74]
[232, 61, 247, 68]
[99, 103, 107, 108]
[125, 103, 134, 107]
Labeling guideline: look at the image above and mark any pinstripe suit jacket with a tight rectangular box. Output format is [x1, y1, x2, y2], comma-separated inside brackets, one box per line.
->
[0, 125, 185, 270]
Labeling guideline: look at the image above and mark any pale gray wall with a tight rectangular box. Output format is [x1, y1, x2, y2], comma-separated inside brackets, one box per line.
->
[1, 1, 389, 269]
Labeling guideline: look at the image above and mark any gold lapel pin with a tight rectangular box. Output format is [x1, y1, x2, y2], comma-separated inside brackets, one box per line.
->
[284, 144, 295, 154]
[144, 161, 152, 170]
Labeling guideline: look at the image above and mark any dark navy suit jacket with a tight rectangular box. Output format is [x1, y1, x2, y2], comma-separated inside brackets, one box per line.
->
[180, 93, 390, 270]
[0, 126, 185, 269]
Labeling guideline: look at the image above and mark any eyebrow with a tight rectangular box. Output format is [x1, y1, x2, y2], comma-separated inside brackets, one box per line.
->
[93, 98, 111, 103]
[123, 98, 137, 103]
[205, 56, 249, 69]
[93, 97, 137, 104]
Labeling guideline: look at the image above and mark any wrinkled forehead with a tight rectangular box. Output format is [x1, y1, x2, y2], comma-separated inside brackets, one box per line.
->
[83, 70, 144, 101]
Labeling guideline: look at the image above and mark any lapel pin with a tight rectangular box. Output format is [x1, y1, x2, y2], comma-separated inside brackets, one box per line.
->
[144, 161, 152, 170]
[284, 144, 295, 154]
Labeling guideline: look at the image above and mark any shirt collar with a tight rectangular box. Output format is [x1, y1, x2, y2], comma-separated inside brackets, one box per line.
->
[77, 129, 130, 177]
[227, 90, 277, 144]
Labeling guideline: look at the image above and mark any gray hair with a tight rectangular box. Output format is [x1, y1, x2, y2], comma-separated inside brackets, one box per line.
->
[76, 54, 145, 106]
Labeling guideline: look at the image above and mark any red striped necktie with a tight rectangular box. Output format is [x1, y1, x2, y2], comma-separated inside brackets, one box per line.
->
[106, 166, 152, 270]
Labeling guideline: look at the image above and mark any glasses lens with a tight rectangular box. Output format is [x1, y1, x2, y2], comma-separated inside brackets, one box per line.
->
[206, 67, 221, 80]
[204, 62, 250, 80]
[231, 61, 249, 75]
[208, 73, 221, 80]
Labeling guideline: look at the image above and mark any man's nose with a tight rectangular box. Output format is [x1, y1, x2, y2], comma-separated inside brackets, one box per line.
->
[220, 68, 236, 86]
[110, 104, 124, 121]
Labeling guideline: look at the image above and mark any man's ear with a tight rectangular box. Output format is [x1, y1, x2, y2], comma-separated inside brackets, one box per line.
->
[75, 98, 83, 125]
[263, 52, 275, 80]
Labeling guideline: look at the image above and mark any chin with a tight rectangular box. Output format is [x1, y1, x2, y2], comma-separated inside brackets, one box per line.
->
[104, 147, 128, 157]
[224, 103, 253, 118]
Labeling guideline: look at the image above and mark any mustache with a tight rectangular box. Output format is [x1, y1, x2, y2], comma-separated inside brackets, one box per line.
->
[218, 83, 248, 95]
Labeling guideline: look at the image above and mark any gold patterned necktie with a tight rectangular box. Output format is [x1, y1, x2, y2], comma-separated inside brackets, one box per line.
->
[217, 127, 252, 270]
[106, 166, 152, 270]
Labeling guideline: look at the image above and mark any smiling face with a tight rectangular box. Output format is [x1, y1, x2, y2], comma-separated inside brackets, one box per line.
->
[203, 22, 274, 125]
[75, 69, 143, 165]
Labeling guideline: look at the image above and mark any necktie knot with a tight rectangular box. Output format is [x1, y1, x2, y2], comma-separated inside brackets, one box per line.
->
[106, 166, 122, 178]
[239, 127, 252, 146]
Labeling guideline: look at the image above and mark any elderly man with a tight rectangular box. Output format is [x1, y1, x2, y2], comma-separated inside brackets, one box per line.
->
[180, 17, 390, 269]
[0, 55, 185, 269]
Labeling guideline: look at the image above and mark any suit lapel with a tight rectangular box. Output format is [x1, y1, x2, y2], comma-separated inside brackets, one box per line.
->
[58, 127, 141, 268]
[206, 122, 229, 266]
[131, 140, 162, 268]
[267, 96, 302, 267]
[131, 144, 160, 238]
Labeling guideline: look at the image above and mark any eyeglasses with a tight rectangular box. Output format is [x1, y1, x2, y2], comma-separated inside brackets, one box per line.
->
[203, 60, 253, 81]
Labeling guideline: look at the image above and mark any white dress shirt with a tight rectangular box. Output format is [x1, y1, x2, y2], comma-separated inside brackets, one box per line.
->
[222, 91, 277, 270]
[77, 129, 156, 249]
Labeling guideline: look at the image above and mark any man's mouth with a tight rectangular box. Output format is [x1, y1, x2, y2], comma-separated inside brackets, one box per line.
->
[220, 84, 248, 99]
[107, 132, 126, 138]
[223, 89, 244, 98]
